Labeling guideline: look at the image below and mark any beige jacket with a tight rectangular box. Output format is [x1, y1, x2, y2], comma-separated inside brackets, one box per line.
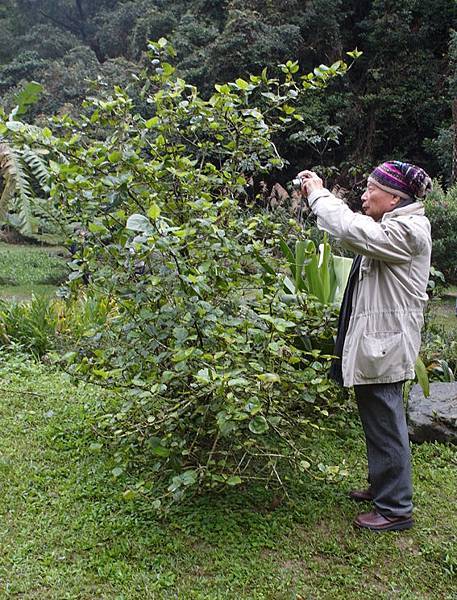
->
[308, 189, 432, 387]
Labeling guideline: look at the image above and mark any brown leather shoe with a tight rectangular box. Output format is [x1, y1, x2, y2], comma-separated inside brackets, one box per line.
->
[354, 510, 413, 532]
[349, 487, 373, 502]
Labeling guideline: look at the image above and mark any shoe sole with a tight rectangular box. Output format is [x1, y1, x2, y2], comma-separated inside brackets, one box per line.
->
[354, 518, 414, 532]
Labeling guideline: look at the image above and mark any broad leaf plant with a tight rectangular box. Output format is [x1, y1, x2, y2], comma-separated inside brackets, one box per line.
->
[1, 40, 356, 506]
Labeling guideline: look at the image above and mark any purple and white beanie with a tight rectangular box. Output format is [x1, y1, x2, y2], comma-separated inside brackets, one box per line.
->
[368, 161, 433, 200]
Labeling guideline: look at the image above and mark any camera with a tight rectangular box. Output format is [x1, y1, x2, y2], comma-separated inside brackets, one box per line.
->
[292, 177, 304, 189]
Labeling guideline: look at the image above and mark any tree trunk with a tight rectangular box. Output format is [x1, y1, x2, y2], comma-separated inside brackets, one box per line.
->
[75, 0, 86, 40]
[452, 98, 457, 185]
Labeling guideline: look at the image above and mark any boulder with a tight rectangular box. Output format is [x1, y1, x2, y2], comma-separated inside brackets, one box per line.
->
[408, 382, 457, 443]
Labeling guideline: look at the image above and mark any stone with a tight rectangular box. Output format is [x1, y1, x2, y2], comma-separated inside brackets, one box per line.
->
[408, 382, 457, 443]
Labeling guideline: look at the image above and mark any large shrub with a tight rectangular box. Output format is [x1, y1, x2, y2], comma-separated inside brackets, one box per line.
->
[2, 40, 352, 506]
[425, 183, 457, 284]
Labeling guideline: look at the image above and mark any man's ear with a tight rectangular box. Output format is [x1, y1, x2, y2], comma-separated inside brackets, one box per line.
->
[391, 195, 401, 207]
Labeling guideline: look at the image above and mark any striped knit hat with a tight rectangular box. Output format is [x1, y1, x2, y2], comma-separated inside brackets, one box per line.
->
[368, 161, 432, 200]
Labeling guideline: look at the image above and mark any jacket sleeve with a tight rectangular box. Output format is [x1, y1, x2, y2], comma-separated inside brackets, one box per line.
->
[307, 189, 419, 264]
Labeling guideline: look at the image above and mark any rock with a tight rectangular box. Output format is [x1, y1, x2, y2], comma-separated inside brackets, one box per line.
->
[408, 382, 457, 443]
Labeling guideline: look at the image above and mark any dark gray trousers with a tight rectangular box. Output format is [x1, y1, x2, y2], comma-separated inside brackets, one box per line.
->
[354, 382, 413, 518]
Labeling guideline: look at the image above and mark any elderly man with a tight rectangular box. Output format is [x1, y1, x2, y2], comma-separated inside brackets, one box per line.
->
[298, 162, 432, 531]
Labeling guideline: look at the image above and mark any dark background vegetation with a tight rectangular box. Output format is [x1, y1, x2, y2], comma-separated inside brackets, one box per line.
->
[1, 0, 457, 187]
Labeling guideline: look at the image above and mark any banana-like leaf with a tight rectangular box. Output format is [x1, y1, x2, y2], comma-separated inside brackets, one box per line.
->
[415, 356, 430, 398]
[254, 250, 276, 276]
[303, 241, 323, 301]
[283, 276, 296, 294]
[432, 359, 455, 382]
[332, 255, 353, 305]
[294, 240, 307, 291]
[279, 238, 296, 280]
[260, 235, 353, 307]
[318, 236, 332, 303]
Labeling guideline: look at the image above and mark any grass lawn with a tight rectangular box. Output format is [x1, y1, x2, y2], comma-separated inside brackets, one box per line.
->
[428, 294, 457, 332]
[0, 242, 68, 301]
[0, 353, 456, 599]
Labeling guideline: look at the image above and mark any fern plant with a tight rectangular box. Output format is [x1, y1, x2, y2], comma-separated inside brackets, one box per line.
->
[0, 81, 52, 236]
[0, 141, 50, 235]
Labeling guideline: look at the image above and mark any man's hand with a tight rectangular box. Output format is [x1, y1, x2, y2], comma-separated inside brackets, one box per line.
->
[297, 170, 324, 197]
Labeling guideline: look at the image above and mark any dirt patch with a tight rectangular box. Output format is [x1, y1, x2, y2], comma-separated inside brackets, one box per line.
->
[394, 535, 421, 556]
[0, 276, 16, 285]
[0, 228, 39, 245]
[281, 558, 309, 572]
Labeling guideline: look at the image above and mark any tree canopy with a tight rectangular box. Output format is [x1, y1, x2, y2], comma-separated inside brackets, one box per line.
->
[1, 0, 457, 184]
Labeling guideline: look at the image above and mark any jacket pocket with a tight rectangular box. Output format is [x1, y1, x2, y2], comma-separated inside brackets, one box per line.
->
[359, 331, 407, 379]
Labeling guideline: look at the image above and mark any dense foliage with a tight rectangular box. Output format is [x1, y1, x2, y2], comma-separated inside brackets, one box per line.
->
[1, 2, 456, 505]
[1, 40, 354, 504]
[425, 183, 457, 284]
[1, 0, 456, 184]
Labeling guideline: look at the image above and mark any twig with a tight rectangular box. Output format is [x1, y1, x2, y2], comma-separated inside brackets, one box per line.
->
[1, 387, 48, 398]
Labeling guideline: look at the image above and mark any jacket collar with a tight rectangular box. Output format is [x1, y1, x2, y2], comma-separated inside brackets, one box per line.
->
[382, 202, 424, 221]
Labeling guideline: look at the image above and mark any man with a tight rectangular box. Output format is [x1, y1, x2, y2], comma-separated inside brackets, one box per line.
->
[298, 161, 432, 531]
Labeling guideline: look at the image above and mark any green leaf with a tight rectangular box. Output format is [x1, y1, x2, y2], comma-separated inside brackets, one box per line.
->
[283, 276, 296, 294]
[415, 356, 430, 398]
[162, 62, 175, 76]
[12, 81, 43, 118]
[145, 116, 159, 129]
[88, 222, 108, 234]
[151, 444, 170, 458]
[279, 238, 296, 279]
[282, 104, 295, 115]
[318, 236, 332, 303]
[126, 213, 153, 232]
[181, 470, 198, 486]
[249, 415, 269, 434]
[108, 151, 122, 163]
[257, 373, 280, 384]
[332, 255, 353, 305]
[226, 475, 242, 486]
[122, 489, 137, 501]
[347, 48, 363, 59]
[215, 83, 230, 94]
[147, 203, 161, 219]
[235, 78, 249, 90]
[303, 244, 321, 299]
[294, 240, 307, 291]
[254, 250, 276, 277]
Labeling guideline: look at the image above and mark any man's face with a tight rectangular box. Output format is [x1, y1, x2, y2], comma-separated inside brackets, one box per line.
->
[361, 182, 400, 221]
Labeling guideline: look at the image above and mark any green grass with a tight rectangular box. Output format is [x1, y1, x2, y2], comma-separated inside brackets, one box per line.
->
[0, 353, 455, 599]
[426, 294, 457, 351]
[0, 242, 68, 300]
